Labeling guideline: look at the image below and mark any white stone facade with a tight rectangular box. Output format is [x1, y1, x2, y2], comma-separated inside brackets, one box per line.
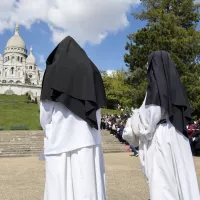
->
[0, 83, 41, 98]
[0, 24, 44, 98]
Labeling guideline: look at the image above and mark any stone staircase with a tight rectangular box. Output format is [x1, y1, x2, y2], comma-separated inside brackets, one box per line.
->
[0, 130, 128, 157]
[101, 131, 128, 153]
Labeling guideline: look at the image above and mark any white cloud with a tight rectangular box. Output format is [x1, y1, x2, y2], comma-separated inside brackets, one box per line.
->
[39, 55, 45, 64]
[0, 0, 140, 45]
[106, 70, 116, 76]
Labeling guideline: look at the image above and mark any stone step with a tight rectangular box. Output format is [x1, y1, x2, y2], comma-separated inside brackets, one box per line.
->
[0, 147, 125, 152]
[0, 150, 41, 154]
[0, 151, 129, 158]
[0, 142, 43, 145]
[1, 149, 127, 156]
[0, 149, 128, 155]
[0, 130, 129, 157]
[0, 149, 127, 156]
[1, 138, 119, 142]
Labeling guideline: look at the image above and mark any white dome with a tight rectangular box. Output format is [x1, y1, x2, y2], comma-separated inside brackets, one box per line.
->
[6, 35, 26, 49]
[26, 55, 36, 64]
[26, 47, 36, 64]
[6, 24, 26, 49]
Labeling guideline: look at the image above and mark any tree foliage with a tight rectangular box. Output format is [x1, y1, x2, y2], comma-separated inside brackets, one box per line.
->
[125, 0, 200, 118]
[102, 69, 134, 109]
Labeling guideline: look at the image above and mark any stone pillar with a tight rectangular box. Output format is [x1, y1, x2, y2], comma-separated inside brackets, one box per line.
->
[22, 57, 26, 84]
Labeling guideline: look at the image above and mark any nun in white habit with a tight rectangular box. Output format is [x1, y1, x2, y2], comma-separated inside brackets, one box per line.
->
[39, 36, 107, 200]
[123, 51, 200, 200]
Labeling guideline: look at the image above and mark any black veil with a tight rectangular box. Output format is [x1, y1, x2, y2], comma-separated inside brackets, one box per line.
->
[41, 36, 106, 130]
[146, 51, 192, 137]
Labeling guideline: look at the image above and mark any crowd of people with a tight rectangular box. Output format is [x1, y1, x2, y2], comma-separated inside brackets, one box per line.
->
[100, 113, 129, 143]
[188, 120, 200, 156]
[100, 113, 139, 156]
[101, 113, 200, 157]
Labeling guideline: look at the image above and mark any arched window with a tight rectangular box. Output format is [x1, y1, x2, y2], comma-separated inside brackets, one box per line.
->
[11, 67, 14, 75]
[29, 66, 32, 70]
[17, 56, 19, 61]
[21, 57, 23, 62]
[2, 80, 6, 83]
[8, 56, 9, 60]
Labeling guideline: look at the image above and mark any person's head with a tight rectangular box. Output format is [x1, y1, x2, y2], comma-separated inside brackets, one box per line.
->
[147, 50, 172, 71]
[146, 50, 192, 136]
[41, 36, 106, 130]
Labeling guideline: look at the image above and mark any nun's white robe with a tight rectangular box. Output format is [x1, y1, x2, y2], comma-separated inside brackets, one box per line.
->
[123, 97, 200, 200]
[39, 100, 106, 200]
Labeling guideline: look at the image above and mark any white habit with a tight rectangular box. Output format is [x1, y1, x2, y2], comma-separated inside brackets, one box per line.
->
[123, 97, 200, 200]
[40, 100, 106, 200]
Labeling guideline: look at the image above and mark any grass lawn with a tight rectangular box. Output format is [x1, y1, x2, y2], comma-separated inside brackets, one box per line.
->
[101, 108, 124, 115]
[0, 95, 40, 130]
[0, 95, 122, 130]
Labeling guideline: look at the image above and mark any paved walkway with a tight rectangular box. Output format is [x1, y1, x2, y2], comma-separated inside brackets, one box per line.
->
[0, 153, 199, 200]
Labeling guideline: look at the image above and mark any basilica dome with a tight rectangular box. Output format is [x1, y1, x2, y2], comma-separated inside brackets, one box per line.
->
[6, 34, 26, 49]
[4, 23, 27, 55]
[26, 47, 36, 64]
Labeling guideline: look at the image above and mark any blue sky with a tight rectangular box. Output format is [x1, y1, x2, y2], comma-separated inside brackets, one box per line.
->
[0, 1, 199, 72]
[0, 3, 144, 71]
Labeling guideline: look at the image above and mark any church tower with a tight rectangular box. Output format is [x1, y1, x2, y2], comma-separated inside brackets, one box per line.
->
[26, 46, 38, 85]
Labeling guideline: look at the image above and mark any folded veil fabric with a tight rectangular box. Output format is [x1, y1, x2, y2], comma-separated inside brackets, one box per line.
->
[146, 51, 192, 137]
[41, 36, 106, 130]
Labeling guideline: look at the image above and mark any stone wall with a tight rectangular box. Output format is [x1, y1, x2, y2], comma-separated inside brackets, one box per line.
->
[0, 83, 41, 98]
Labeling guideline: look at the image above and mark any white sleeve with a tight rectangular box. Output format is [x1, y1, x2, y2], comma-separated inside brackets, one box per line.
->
[139, 105, 162, 140]
[40, 100, 55, 130]
[122, 117, 139, 147]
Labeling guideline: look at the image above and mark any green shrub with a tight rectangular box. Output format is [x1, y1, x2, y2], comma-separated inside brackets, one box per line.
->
[27, 95, 31, 100]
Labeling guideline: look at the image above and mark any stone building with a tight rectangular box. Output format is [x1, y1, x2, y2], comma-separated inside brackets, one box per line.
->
[0, 24, 44, 98]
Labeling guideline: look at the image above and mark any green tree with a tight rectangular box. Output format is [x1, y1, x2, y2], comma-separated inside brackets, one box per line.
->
[103, 69, 134, 109]
[125, 0, 200, 118]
